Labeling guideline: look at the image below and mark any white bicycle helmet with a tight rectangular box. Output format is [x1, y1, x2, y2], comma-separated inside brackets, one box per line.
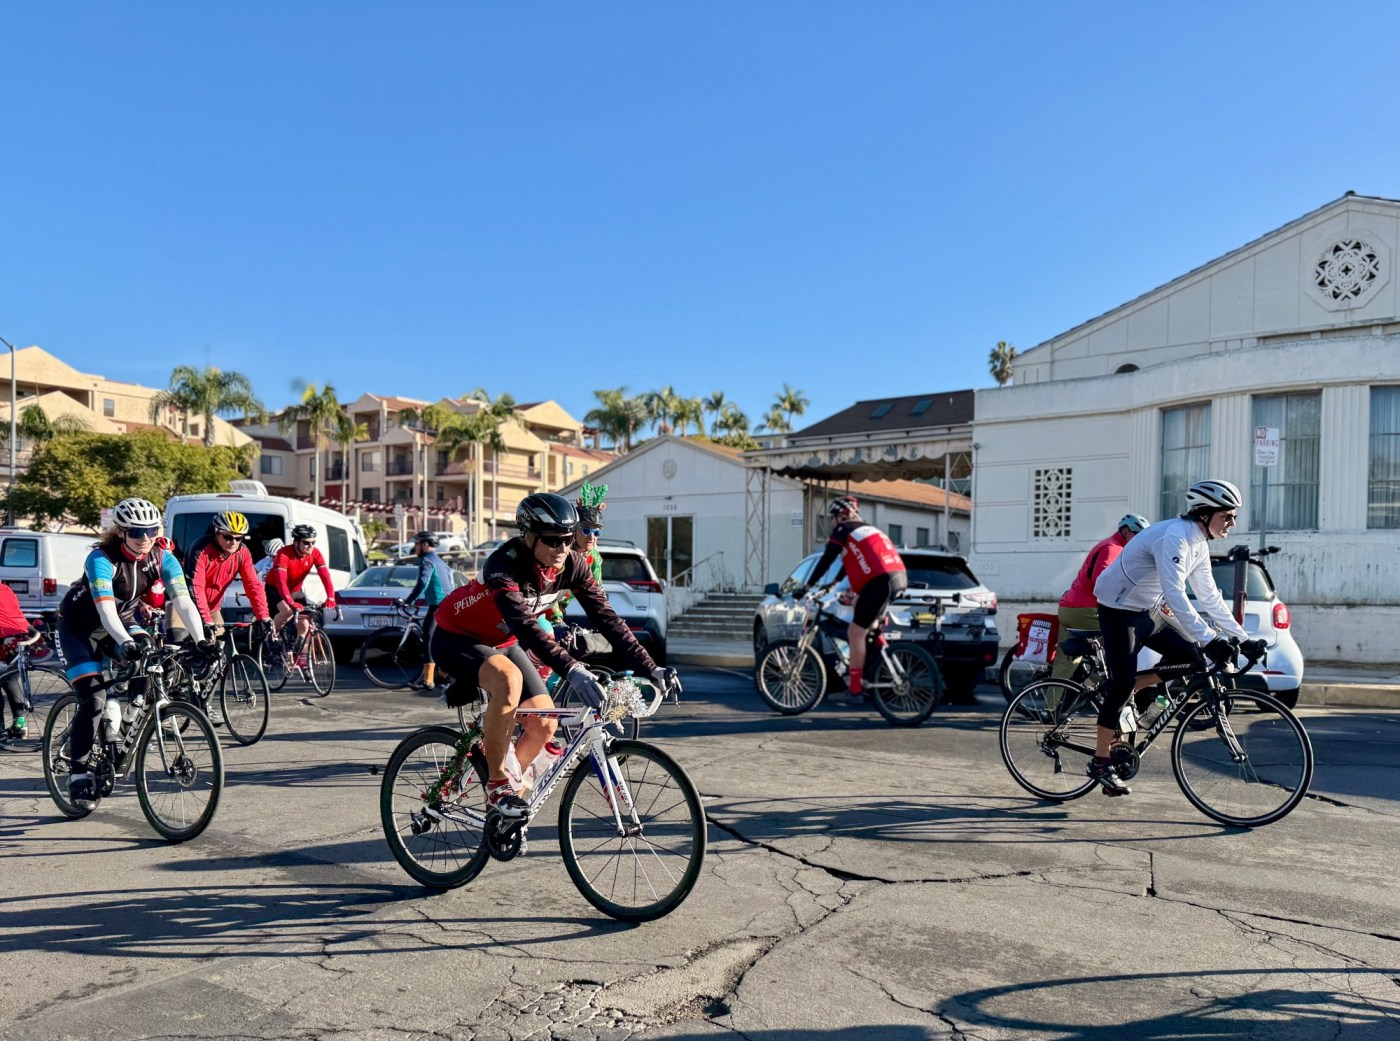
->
[112, 497, 162, 529]
[1184, 479, 1242, 513]
[263, 538, 285, 557]
[1118, 513, 1150, 533]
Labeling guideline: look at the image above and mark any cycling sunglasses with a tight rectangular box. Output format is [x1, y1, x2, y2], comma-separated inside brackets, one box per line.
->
[124, 526, 159, 539]
[218, 532, 246, 542]
[579, 527, 601, 537]
[537, 533, 573, 548]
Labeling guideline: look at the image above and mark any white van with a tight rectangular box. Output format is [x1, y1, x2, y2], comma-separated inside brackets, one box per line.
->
[163, 480, 368, 621]
[0, 529, 95, 622]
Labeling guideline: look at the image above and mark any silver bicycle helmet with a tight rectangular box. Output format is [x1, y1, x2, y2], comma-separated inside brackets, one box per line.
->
[112, 497, 162, 529]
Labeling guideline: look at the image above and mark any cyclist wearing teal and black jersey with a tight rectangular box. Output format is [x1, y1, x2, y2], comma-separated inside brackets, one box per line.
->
[396, 531, 453, 690]
[58, 498, 209, 810]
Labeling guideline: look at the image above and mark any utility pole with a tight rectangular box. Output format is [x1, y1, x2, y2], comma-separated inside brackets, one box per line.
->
[0, 336, 17, 525]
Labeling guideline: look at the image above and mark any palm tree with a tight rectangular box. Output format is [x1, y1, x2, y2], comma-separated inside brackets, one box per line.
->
[333, 413, 370, 499]
[757, 405, 790, 434]
[584, 387, 647, 451]
[18, 404, 89, 445]
[278, 383, 344, 507]
[716, 403, 750, 437]
[149, 365, 266, 447]
[674, 397, 705, 437]
[775, 383, 809, 432]
[643, 385, 682, 435]
[464, 389, 516, 537]
[702, 391, 728, 435]
[989, 340, 1018, 386]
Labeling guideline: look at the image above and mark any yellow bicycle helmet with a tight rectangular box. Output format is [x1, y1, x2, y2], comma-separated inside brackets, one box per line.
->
[212, 510, 250, 536]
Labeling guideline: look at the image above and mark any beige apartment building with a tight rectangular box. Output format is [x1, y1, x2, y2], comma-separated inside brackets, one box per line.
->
[0, 345, 254, 482]
[239, 394, 613, 545]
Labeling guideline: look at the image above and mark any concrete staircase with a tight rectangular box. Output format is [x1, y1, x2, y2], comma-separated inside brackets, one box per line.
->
[669, 591, 765, 643]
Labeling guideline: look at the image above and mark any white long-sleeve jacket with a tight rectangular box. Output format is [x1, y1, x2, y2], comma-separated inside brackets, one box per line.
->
[1093, 517, 1247, 644]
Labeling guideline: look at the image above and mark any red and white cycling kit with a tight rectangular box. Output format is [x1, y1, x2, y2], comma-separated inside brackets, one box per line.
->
[267, 546, 336, 609]
[191, 541, 270, 623]
[810, 522, 906, 594]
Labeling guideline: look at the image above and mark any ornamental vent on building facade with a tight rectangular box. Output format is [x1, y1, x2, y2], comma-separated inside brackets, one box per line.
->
[1308, 233, 1389, 310]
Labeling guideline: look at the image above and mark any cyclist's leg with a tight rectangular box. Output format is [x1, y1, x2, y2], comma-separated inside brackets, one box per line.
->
[1095, 605, 1149, 753]
[1051, 606, 1098, 681]
[59, 626, 106, 802]
[268, 585, 294, 637]
[503, 644, 556, 771]
[1, 667, 24, 728]
[419, 609, 438, 687]
[848, 574, 898, 695]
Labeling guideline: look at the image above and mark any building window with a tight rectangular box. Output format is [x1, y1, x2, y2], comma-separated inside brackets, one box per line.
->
[103, 398, 115, 417]
[910, 399, 932, 416]
[260, 455, 283, 477]
[1369, 386, 1400, 528]
[1160, 403, 1211, 521]
[1033, 467, 1073, 539]
[1252, 392, 1320, 531]
[190, 422, 200, 438]
[888, 523, 904, 545]
[361, 450, 381, 472]
[870, 403, 893, 420]
[363, 488, 380, 503]
[915, 527, 930, 547]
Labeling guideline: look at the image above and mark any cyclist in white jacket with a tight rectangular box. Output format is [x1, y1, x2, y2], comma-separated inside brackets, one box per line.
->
[1089, 479, 1264, 796]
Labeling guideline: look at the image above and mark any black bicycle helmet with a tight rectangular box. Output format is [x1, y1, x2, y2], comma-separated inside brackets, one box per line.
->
[828, 495, 860, 519]
[290, 523, 317, 541]
[414, 530, 438, 546]
[515, 492, 578, 536]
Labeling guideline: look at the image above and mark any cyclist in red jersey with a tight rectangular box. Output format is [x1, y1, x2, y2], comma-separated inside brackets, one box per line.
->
[190, 511, 272, 638]
[266, 523, 338, 648]
[433, 492, 675, 819]
[800, 496, 908, 697]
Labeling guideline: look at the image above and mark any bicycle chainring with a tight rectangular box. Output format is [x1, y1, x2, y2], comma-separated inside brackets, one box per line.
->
[1109, 741, 1140, 780]
[485, 813, 527, 861]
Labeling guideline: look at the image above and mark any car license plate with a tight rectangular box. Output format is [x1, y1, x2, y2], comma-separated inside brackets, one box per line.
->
[913, 612, 934, 624]
[2, 580, 28, 594]
[367, 614, 393, 627]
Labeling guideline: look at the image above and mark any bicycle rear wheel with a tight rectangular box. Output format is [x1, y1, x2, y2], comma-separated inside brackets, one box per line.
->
[360, 626, 424, 690]
[42, 693, 94, 818]
[12, 666, 74, 746]
[1000, 680, 1100, 801]
[754, 640, 827, 714]
[1172, 690, 1313, 827]
[868, 642, 943, 726]
[307, 630, 336, 696]
[259, 636, 289, 692]
[558, 740, 706, 921]
[998, 647, 1052, 703]
[135, 703, 224, 843]
[380, 724, 491, 889]
[219, 653, 271, 746]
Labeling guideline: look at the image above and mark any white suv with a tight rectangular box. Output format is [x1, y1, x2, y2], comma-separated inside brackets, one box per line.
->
[562, 540, 667, 664]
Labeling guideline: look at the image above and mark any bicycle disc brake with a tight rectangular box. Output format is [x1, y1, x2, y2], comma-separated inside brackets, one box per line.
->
[484, 812, 527, 861]
[1109, 741, 1140, 780]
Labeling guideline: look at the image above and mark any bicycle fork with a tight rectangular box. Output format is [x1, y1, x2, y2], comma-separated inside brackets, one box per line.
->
[587, 740, 639, 836]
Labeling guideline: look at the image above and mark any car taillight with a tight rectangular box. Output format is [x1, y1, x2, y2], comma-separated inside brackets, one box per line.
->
[337, 595, 377, 606]
[43, 578, 57, 595]
[1272, 601, 1290, 629]
[626, 580, 663, 593]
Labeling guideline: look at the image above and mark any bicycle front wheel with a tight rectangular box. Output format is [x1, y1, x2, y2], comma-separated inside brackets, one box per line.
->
[135, 703, 224, 843]
[380, 725, 491, 889]
[998, 647, 1052, 703]
[1171, 690, 1314, 828]
[42, 693, 93, 818]
[1000, 680, 1100, 801]
[558, 740, 706, 921]
[360, 626, 424, 690]
[307, 630, 336, 696]
[754, 640, 827, 714]
[259, 637, 289, 692]
[14, 666, 74, 745]
[219, 653, 271, 746]
[555, 666, 641, 742]
[868, 642, 943, 726]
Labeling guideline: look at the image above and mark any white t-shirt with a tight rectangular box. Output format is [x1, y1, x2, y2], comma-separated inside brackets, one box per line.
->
[1094, 517, 1248, 644]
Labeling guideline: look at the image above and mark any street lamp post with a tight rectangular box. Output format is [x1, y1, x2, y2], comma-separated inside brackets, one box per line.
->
[0, 336, 16, 525]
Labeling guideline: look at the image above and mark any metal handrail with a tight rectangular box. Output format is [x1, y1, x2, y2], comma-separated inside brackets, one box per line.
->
[669, 550, 725, 590]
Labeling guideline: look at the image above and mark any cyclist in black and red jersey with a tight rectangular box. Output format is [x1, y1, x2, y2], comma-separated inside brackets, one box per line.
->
[432, 492, 675, 819]
[266, 524, 338, 662]
[800, 496, 908, 699]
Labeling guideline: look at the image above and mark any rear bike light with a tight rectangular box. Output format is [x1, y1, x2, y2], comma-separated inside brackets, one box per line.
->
[1272, 601, 1290, 629]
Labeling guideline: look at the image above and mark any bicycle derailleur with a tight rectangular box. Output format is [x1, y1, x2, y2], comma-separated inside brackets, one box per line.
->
[485, 810, 528, 862]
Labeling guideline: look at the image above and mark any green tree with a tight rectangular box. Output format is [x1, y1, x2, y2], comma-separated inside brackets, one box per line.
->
[702, 391, 727, 435]
[715, 403, 751, 438]
[774, 383, 809, 432]
[279, 383, 344, 506]
[643, 385, 682, 435]
[757, 405, 790, 434]
[584, 387, 648, 452]
[333, 412, 370, 497]
[17, 404, 90, 445]
[989, 340, 1018, 386]
[149, 365, 266, 447]
[3, 430, 247, 528]
[674, 396, 706, 437]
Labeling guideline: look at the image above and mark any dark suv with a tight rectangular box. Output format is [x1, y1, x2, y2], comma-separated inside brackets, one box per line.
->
[754, 547, 1000, 698]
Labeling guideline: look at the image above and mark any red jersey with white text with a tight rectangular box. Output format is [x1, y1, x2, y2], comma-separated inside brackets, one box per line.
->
[813, 521, 906, 594]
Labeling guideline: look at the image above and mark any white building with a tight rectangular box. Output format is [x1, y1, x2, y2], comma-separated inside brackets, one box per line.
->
[559, 434, 970, 593]
[971, 192, 1400, 663]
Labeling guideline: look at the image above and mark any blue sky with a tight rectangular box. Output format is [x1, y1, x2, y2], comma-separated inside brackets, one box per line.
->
[5, 4, 1400, 434]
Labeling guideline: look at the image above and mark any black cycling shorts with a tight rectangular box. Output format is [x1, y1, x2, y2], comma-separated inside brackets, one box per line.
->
[430, 628, 549, 707]
[852, 571, 909, 629]
[1096, 604, 1197, 729]
[265, 583, 305, 616]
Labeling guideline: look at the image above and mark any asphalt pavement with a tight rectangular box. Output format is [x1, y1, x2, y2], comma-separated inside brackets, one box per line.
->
[1, 665, 1397, 1041]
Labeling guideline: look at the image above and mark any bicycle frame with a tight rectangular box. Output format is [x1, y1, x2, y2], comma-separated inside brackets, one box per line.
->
[792, 592, 913, 689]
[1, 632, 50, 713]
